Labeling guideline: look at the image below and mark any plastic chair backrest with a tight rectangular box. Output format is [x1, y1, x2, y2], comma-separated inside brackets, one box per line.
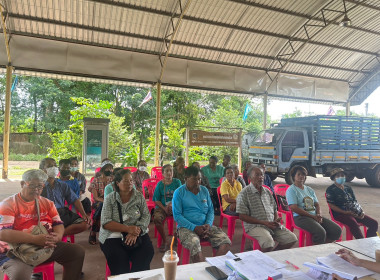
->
[142, 178, 160, 200]
[216, 186, 223, 213]
[219, 177, 225, 185]
[151, 167, 163, 179]
[95, 167, 101, 173]
[124, 166, 137, 172]
[274, 184, 290, 196]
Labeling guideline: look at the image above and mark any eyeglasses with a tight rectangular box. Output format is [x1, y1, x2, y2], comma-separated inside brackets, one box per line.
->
[26, 184, 44, 190]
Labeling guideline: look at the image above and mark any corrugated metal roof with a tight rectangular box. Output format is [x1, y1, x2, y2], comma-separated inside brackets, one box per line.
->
[1, 0, 380, 104]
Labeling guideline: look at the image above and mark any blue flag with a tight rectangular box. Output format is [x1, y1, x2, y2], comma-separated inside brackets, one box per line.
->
[243, 103, 252, 121]
[11, 76, 18, 93]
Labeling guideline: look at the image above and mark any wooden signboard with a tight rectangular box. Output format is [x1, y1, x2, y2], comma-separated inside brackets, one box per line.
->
[189, 130, 241, 147]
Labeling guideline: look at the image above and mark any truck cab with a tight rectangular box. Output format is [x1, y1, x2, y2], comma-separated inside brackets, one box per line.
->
[249, 127, 310, 183]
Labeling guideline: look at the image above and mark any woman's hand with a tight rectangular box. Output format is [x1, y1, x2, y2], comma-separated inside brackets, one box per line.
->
[336, 249, 362, 266]
[32, 234, 49, 247]
[229, 203, 236, 212]
[126, 225, 141, 236]
[44, 232, 60, 248]
[332, 273, 347, 280]
[124, 234, 137, 246]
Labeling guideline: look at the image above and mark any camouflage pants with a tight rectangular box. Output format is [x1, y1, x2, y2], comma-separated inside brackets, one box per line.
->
[177, 226, 231, 257]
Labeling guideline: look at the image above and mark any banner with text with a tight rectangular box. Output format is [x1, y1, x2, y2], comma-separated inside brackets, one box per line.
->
[189, 130, 241, 147]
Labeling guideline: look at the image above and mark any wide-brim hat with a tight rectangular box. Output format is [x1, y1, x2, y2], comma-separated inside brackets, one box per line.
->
[101, 160, 113, 169]
[330, 168, 346, 181]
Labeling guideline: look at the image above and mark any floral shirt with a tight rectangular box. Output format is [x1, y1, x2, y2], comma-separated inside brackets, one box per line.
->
[132, 171, 150, 190]
[88, 175, 113, 199]
[326, 184, 357, 217]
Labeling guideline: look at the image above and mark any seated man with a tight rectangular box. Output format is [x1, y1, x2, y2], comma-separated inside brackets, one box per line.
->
[236, 167, 297, 252]
[39, 158, 90, 237]
[0, 169, 84, 280]
[58, 159, 80, 197]
[69, 157, 91, 215]
[173, 166, 231, 263]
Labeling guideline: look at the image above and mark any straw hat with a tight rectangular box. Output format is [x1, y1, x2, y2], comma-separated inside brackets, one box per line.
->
[329, 168, 346, 180]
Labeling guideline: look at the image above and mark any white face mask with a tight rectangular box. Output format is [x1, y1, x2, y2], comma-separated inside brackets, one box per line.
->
[139, 166, 147, 172]
[46, 166, 59, 178]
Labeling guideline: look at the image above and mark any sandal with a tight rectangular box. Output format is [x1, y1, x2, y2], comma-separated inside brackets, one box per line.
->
[89, 233, 97, 245]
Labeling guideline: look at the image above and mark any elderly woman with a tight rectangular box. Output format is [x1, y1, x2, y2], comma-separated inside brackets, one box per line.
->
[153, 164, 181, 252]
[173, 156, 186, 184]
[326, 168, 378, 239]
[99, 169, 154, 275]
[286, 165, 342, 244]
[0, 169, 84, 280]
[88, 159, 114, 245]
[202, 156, 225, 215]
[132, 160, 150, 193]
[220, 166, 242, 216]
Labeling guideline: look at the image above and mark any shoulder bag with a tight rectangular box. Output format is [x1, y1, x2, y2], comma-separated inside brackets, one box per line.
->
[7, 199, 54, 266]
[116, 201, 142, 250]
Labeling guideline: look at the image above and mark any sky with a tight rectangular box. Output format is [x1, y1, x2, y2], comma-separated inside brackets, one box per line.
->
[267, 86, 380, 121]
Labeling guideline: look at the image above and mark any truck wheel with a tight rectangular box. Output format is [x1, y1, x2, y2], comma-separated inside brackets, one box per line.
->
[268, 173, 278, 181]
[365, 172, 375, 187]
[285, 171, 293, 185]
[369, 166, 380, 188]
[345, 173, 355, 182]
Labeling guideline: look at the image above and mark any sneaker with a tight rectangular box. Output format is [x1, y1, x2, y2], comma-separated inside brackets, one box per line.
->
[31, 273, 42, 280]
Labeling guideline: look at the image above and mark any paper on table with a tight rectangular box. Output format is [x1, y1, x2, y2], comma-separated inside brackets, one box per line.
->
[206, 254, 238, 277]
[304, 262, 358, 280]
[317, 254, 373, 278]
[236, 250, 286, 270]
[226, 257, 282, 280]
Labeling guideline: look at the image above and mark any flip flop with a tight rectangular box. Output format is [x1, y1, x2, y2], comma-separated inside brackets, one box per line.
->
[89, 233, 97, 245]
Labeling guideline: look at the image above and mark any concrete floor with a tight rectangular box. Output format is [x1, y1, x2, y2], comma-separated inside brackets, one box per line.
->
[0, 176, 380, 279]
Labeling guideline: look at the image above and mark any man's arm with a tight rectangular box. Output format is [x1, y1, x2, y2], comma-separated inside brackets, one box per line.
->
[172, 189, 197, 231]
[204, 188, 214, 227]
[73, 199, 90, 224]
[0, 229, 48, 247]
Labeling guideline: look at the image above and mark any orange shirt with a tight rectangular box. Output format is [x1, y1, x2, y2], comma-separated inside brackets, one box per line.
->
[0, 194, 63, 263]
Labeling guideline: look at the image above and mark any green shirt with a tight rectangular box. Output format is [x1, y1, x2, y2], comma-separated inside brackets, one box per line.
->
[201, 165, 224, 188]
[153, 178, 182, 207]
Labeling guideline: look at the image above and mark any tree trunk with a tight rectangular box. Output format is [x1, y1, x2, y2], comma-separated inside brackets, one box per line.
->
[131, 108, 135, 134]
[33, 94, 38, 132]
[139, 131, 143, 160]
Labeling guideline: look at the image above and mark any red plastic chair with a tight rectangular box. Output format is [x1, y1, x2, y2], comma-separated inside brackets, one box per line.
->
[217, 186, 239, 242]
[325, 194, 367, 241]
[289, 210, 313, 247]
[240, 221, 261, 252]
[142, 178, 160, 212]
[177, 239, 216, 265]
[273, 184, 293, 231]
[123, 166, 137, 172]
[219, 177, 225, 185]
[4, 262, 55, 280]
[151, 167, 163, 180]
[62, 235, 75, 243]
[155, 215, 174, 248]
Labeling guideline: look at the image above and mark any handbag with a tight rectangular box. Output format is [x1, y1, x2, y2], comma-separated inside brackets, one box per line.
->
[7, 199, 54, 266]
[116, 201, 142, 250]
[276, 194, 289, 211]
[346, 200, 363, 217]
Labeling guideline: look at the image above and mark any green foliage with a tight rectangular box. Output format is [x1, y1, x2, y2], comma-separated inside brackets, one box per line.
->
[163, 120, 185, 158]
[0, 153, 46, 161]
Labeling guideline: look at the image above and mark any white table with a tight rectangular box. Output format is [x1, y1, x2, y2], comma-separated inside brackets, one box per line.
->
[109, 240, 380, 280]
[335, 237, 380, 260]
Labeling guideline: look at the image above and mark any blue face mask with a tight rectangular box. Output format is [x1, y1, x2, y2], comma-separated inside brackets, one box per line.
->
[335, 177, 346, 185]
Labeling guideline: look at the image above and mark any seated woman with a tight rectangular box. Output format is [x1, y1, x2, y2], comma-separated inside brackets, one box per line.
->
[286, 165, 342, 245]
[131, 160, 150, 194]
[104, 167, 123, 199]
[173, 157, 186, 184]
[326, 168, 378, 239]
[0, 169, 84, 280]
[99, 169, 154, 275]
[220, 166, 242, 216]
[153, 164, 181, 252]
[88, 159, 114, 245]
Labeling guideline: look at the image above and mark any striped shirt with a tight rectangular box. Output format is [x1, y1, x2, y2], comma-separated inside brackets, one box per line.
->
[236, 183, 277, 233]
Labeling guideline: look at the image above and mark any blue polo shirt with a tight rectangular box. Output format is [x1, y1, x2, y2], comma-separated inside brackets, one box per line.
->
[42, 179, 78, 209]
[172, 184, 214, 231]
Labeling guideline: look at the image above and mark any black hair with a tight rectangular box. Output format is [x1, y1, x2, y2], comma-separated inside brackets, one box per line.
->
[290, 165, 308, 182]
[137, 160, 147, 166]
[113, 169, 132, 193]
[59, 159, 71, 168]
[162, 164, 172, 173]
[223, 155, 231, 160]
[39, 158, 55, 170]
[224, 166, 234, 176]
[191, 162, 200, 169]
[185, 166, 200, 178]
[113, 167, 123, 175]
[209, 155, 218, 162]
[69, 157, 78, 164]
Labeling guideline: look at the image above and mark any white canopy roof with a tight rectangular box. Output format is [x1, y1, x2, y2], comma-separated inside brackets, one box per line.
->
[1, 0, 379, 105]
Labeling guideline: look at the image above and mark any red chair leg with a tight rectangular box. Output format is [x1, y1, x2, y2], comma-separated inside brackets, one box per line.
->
[240, 233, 246, 252]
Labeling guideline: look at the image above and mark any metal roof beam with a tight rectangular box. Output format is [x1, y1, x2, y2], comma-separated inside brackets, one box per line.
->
[72, 1, 378, 57]
[3, 31, 348, 83]
[6, 12, 378, 58]
[4, 14, 362, 74]
[228, 0, 380, 37]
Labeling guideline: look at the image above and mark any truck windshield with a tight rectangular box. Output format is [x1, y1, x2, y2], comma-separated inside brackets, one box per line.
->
[254, 129, 283, 146]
